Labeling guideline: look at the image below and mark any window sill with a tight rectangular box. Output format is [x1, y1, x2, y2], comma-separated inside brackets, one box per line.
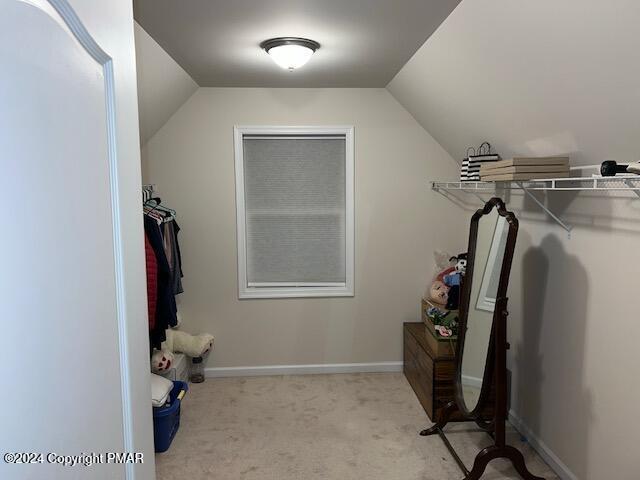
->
[239, 285, 354, 299]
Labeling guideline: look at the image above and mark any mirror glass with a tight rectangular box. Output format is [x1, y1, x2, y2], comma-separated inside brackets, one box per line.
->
[460, 208, 509, 411]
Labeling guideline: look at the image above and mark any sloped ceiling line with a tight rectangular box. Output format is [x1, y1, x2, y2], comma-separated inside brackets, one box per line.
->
[135, 22, 198, 145]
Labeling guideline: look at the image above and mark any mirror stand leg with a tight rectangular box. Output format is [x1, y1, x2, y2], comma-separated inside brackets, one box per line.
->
[464, 445, 545, 480]
[464, 446, 499, 480]
[502, 445, 546, 480]
[419, 401, 457, 436]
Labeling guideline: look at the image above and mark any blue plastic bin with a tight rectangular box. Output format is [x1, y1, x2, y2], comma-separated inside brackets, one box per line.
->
[153, 381, 188, 453]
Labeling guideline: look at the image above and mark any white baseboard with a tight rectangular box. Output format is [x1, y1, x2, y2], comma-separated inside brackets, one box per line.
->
[205, 361, 403, 378]
[508, 410, 577, 480]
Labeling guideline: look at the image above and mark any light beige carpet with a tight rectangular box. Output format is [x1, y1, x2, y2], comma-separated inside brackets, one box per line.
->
[155, 373, 557, 480]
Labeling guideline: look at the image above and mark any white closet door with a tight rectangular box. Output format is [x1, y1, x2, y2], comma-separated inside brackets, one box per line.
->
[0, 1, 150, 479]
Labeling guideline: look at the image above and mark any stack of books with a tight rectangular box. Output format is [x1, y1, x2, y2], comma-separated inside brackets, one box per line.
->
[460, 153, 500, 181]
[479, 156, 570, 181]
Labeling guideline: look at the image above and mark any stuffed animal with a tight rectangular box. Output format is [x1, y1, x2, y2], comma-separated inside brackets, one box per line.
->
[453, 253, 467, 274]
[425, 251, 470, 310]
[427, 280, 449, 306]
[162, 329, 214, 358]
[151, 350, 175, 374]
[433, 250, 456, 281]
[445, 253, 467, 281]
[433, 250, 452, 270]
[443, 253, 467, 310]
[425, 251, 453, 306]
[436, 266, 456, 283]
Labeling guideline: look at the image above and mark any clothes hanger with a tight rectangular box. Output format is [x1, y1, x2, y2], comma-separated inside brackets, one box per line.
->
[145, 197, 177, 217]
[144, 210, 164, 225]
[143, 201, 165, 225]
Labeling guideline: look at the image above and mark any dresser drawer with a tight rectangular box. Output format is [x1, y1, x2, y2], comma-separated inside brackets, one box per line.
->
[404, 326, 435, 418]
[404, 322, 458, 422]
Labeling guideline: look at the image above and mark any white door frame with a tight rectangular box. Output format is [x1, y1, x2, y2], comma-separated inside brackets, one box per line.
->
[45, 0, 137, 476]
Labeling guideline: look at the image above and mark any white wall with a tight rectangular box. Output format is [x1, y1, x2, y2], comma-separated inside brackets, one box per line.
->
[506, 193, 640, 480]
[135, 22, 198, 145]
[387, 1, 640, 478]
[143, 88, 466, 369]
[388, 0, 640, 166]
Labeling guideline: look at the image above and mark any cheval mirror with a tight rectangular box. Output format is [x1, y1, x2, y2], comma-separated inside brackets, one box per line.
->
[421, 198, 544, 480]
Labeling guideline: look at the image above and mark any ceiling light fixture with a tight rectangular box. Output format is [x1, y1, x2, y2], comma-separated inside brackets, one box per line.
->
[260, 37, 320, 71]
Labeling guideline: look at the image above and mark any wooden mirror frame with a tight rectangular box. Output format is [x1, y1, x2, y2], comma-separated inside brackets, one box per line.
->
[454, 197, 518, 419]
[420, 198, 545, 480]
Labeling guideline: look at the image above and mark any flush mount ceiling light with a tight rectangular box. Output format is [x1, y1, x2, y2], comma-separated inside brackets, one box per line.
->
[260, 37, 320, 71]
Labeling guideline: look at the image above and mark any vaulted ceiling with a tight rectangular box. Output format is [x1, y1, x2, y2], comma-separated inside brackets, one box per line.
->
[388, 0, 640, 167]
[135, 23, 198, 144]
[135, 0, 640, 171]
[133, 0, 461, 87]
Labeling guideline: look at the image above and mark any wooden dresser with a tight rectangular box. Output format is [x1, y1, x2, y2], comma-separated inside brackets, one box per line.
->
[403, 322, 459, 422]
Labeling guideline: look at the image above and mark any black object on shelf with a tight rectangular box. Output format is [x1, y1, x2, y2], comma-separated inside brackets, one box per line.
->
[601, 160, 629, 176]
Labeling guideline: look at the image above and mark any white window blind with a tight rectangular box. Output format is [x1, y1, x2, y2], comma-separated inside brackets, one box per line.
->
[234, 126, 354, 298]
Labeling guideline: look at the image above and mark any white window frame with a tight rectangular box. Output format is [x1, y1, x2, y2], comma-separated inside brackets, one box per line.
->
[234, 125, 355, 299]
[476, 216, 507, 312]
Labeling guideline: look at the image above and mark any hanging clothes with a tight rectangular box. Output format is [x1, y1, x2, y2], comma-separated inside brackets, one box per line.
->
[142, 192, 184, 350]
[145, 214, 178, 349]
[171, 220, 184, 295]
[163, 220, 184, 295]
[163, 222, 174, 278]
[144, 233, 158, 330]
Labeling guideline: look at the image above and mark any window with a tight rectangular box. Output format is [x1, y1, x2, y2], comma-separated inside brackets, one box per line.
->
[234, 126, 354, 298]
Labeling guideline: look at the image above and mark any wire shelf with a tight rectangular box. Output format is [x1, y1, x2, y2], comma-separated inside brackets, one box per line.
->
[431, 175, 640, 193]
[431, 173, 640, 238]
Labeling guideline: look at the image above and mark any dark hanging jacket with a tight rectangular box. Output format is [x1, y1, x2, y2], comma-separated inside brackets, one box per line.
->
[145, 215, 178, 348]
[162, 220, 184, 295]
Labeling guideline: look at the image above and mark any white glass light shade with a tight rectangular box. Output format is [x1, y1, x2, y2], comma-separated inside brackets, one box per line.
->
[267, 44, 315, 70]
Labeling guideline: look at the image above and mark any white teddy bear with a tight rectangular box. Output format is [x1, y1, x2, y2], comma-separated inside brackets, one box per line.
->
[162, 329, 214, 357]
[151, 328, 214, 375]
[151, 350, 175, 375]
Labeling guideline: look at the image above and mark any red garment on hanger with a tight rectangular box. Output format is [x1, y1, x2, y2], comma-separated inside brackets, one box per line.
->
[145, 233, 158, 330]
